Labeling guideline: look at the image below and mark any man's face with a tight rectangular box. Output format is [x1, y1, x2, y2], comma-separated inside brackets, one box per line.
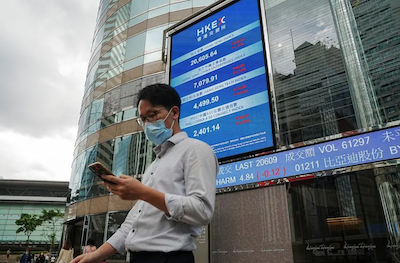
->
[138, 100, 177, 129]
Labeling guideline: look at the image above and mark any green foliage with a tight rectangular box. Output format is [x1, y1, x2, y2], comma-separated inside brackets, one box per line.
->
[39, 209, 64, 252]
[15, 213, 42, 242]
[40, 209, 64, 223]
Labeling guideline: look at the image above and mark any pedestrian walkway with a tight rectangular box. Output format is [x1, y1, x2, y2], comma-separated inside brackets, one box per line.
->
[0, 254, 17, 263]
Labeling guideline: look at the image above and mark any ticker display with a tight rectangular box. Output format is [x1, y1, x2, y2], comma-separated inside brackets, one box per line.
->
[216, 125, 400, 188]
[169, 0, 275, 160]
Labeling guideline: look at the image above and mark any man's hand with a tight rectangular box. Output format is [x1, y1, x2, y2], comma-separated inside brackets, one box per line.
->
[102, 174, 169, 215]
[70, 251, 100, 263]
[102, 175, 148, 200]
[71, 242, 116, 263]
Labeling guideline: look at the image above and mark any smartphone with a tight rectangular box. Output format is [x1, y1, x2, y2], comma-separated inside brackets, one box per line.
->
[88, 162, 117, 184]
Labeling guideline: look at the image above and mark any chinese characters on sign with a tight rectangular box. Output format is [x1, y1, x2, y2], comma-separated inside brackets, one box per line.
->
[216, 126, 400, 188]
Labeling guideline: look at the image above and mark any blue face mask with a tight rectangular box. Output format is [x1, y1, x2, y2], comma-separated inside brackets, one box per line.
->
[144, 109, 175, 145]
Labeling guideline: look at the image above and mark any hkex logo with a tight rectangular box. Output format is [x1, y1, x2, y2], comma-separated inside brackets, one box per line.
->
[197, 16, 226, 37]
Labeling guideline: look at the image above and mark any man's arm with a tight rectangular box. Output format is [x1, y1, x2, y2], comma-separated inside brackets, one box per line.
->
[164, 142, 218, 225]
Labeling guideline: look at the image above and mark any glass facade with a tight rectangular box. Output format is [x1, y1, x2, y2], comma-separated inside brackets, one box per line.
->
[68, 0, 400, 262]
[288, 165, 400, 262]
[0, 203, 65, 243]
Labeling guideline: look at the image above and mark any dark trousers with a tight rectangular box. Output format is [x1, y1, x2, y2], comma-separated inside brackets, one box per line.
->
[129, 251, 194, 263]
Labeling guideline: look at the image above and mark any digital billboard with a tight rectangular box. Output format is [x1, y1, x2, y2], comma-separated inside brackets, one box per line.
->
[168, 0, 275, 160]
[216, 125, 400, 188]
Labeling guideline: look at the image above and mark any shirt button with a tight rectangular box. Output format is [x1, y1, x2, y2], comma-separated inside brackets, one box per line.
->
[132, 229, 135, 233]
[139, 210, 141, 212]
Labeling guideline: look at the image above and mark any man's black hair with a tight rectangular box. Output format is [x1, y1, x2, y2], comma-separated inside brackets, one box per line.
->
[136, 83, 181, 110]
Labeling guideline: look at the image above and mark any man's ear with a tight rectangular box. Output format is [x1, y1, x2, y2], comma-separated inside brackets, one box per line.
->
[172, 106, 180, 120]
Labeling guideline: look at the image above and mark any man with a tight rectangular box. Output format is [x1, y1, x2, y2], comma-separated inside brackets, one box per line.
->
[36, 252, 45, 263]
[6, 249, 11, 262]
[19, 249, 31, 263]
[71, 84, 218, 263]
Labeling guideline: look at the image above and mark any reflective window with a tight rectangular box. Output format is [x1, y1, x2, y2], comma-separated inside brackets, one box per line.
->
[98, 0, 110, 20]
[103, 13, 117, 45]
[148, 5, 169, 19]
[145, 25, 168, 53]
[351, 1, 400, 123]
[128, 13, 148, 28]
[112, 132, 155, 178]
[125, 32, 146, 60]
[114, 3, 131, 32]
[123, 56, 144, 71]
[77, 98, 104, 142]
[108, 41, 127, 79]
[92, 23, 105, 54]
[70, 146, 99, 203]
[107, 212, 128, 259]
[85, 61, 99, 92]
[130, 0, 150, 18]
[288, 165, 400, 262]
[0, 203, 65, 242]
[170, 1, 192, 12]
[113, 135, 133, 176]
[87, 214, 106, 248]
[266, 0, 400, 146]
[144, 50, 162, 64]
[193, 0, 215, 8]
[88, 98, 104, 126]
[149, 0, 169, 9]
[265, 0, 358, 146]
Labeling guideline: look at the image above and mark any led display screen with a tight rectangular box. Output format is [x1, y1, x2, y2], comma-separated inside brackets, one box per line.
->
[216, 126, 400, 188]
[169, 0, 275, 160]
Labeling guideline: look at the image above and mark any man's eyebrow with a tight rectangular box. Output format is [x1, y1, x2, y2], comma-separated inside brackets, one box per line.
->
[138, 108, 158, 117]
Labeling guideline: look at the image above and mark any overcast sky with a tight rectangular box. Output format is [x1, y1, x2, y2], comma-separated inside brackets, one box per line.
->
[0, 1, 99, 182]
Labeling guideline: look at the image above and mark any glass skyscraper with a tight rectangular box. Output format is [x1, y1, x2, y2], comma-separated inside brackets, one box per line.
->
[66, 0, 400, 262]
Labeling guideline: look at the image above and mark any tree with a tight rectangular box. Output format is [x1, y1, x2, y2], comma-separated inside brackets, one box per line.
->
[40, 209, 64, 252]
[15, 213, 42, 244]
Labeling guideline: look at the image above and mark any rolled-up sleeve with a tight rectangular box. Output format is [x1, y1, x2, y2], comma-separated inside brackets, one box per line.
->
[165, 142, 218, 226]
[106, 208, 136, 254]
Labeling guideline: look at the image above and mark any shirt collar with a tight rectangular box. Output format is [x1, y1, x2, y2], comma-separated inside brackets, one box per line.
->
[153, 131, 188, 156]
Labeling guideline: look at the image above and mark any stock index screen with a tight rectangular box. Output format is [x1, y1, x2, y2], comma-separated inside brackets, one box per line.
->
[169, 0, 275, 160]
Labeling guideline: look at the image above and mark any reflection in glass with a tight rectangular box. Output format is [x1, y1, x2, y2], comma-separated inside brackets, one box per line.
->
[288, 167, 397, 262]
[149, 0, 169, 9]
[193, 0, 215, 8]
[350, 0, 400, 123]
[144, 51, 162, 64]
[265, 0, 358, 146]
[376, 166, 400, 254]
[70, 143, 111, 203]
[128, 13, 148, 28]
[112, 132, 155, 178]
[92, 23, 105, 55]
[103, 14, 117, 47]
[170, 1, 192, 12]
[145, 25, 168, 53]
[329, 0, 382, 127]
[113, 3, 131, 37]
[148, 5, 169, 19]
[107, 212, 128, 259]
[87, 214, 106, 248]
[130, 0, 149, 18]
[125, 32, 146, 60]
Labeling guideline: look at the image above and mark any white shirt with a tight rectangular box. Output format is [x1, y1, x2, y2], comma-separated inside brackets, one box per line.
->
[107, 132, 218, 253]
